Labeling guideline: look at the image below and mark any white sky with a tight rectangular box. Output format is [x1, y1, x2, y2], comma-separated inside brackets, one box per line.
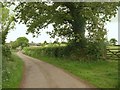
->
[6, 12, 118, 44]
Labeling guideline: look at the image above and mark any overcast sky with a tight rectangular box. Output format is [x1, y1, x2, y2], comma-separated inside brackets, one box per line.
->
[6, 10, 118, 44]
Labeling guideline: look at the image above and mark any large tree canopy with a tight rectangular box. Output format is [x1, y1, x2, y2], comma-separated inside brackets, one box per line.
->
[12, 2, 120, 60]
[15, 2, 119, 37]
[15, 2, 119, 52]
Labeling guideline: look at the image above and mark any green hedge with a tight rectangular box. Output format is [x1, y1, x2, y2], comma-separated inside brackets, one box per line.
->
[23, 46, 67, 58]
[2, 45, 24, 88]
[23, 42, 106, 61]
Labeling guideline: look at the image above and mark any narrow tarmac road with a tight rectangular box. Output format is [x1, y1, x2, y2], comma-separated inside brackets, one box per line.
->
[17, 52, 95, 88]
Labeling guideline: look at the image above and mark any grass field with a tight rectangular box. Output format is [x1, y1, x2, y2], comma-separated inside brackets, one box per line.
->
[2, 53, 24, 88]
[23, 48, 118, 88]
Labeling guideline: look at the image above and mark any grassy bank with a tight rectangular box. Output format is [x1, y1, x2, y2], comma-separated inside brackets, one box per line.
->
[23, 49, 118, 88]
[2, 53, 24, 88]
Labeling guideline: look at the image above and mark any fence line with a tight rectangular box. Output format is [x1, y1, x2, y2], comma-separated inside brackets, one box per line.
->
[106, 46, 120, 60]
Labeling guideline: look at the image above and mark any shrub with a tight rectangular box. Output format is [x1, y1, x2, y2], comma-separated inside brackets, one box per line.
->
[23, 46, 66, 58]
[86, 41, 106, 60]
[23, 41, 107, 61]
[2, 45, 11, 59]
[2, 45, 12, 85]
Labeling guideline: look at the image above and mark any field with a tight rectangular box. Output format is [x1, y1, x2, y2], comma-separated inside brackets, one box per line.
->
[2, 53, 24, 88]
[23, 46, 118, 88]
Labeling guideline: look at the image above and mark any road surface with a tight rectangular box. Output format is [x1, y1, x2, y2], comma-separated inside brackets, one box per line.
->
[17, 52, 95, 88]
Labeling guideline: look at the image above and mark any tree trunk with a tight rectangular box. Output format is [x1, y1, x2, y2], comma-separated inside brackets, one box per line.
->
[71, 10, 86, 49]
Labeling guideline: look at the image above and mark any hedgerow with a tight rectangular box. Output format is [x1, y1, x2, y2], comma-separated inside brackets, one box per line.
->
[23, 46, 66, 58]
[2, 45, 23, 88]
[23, 42, 106, 61]
[2, 45, 12, 87]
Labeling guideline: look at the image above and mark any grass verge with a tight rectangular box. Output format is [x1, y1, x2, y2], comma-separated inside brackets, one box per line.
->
[2, 53, 24, 88]
[24, 52, 118, 88]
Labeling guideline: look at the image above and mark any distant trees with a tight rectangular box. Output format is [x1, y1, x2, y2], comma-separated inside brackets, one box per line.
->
[11, 37, 29, 49]
[10, 41, 18, 49]
[16, 37, 29, 49]
[109, 38, 117, 45]
[43, 41, 48, 45]
[53, 38, 59, 44]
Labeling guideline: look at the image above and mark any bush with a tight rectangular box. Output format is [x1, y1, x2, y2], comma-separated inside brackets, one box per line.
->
[2, 45, 12, 86]
[23, 41, 107, 61]
[2, 45, 11, 59]
[23, 46, 66, 58]
[86, 41, 106, 60]
[2, 45, 24, 88]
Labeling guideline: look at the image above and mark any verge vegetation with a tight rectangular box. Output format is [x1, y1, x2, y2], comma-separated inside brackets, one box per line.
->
[23, 46, 118, 88]
[2, 46, 24, 88]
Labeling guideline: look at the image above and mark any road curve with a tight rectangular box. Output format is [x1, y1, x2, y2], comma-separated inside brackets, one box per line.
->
[17, 52, 95, 88]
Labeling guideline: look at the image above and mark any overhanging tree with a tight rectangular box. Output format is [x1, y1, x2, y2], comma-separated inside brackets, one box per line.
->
[15, 2, 119, 42]
[0, 3, 15, 45]
[15, 2, 119, 59]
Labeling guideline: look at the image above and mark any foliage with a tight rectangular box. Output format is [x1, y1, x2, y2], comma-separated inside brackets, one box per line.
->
[2, 45, 11, 58]
[23, 47, 118, 88]
[2, 38, 23, 88]
[43, 41, 48, 45]
[109, 38, 117, 45]
[2, 45, 12, 85]
[11, 37, 29, 49]
[1, 3, 23, 88]
[0, 2, 15, 45]
[2, 53, 24, 88]
[2, 45, 11, 87]
[10, 41, 18, 49]
[23, 46, 66, 58]
[16, 37, 29, 49]
[23, 43, 106, 61]
[15, 2, 119, 41]
[15, 2, 119, 59]
[86, 41, 106, 60]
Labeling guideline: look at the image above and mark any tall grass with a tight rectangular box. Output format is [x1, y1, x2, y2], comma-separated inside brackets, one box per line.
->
[2, 53, 24, 88]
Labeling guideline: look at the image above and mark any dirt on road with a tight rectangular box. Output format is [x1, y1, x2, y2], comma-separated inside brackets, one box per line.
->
[17, 52, 95, 88]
